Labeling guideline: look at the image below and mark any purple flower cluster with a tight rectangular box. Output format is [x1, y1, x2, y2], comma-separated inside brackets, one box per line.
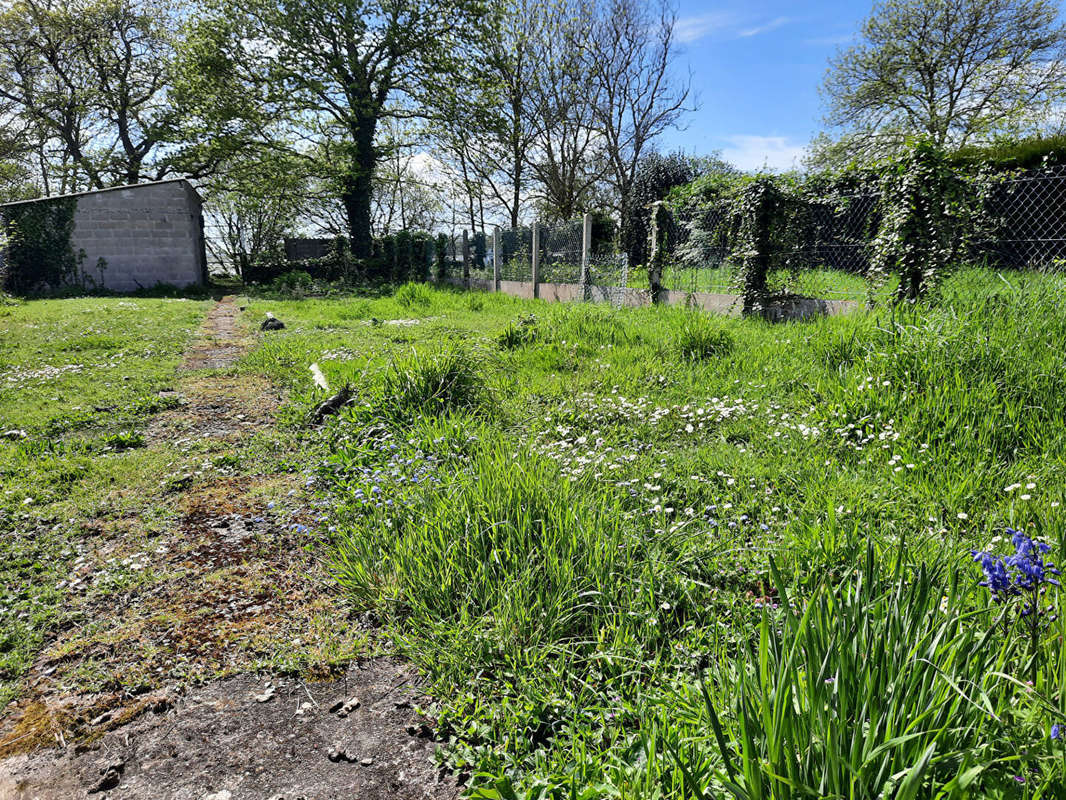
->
[971, 529, 1060, 603]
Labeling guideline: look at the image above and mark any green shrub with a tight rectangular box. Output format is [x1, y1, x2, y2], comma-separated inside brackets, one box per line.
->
[269, 270, 315, 297]
[395, 281, 433, 309]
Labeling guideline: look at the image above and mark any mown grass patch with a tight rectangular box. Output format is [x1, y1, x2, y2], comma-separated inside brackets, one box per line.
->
[0, 297, 211, 706]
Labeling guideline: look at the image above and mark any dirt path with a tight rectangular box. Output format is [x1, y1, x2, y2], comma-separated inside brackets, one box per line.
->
[0, 298, 457, 800]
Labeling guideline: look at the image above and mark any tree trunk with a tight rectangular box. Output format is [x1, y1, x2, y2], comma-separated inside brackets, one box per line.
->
[342, 174, 373, 260]
[341, 119, 378, 261]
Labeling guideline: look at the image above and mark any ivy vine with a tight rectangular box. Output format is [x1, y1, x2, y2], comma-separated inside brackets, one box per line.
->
[868, 139, 1000, 302]
[658, 138, 1010, 311]
[671, 174, 815, 316]
[1, 197, 81, 294]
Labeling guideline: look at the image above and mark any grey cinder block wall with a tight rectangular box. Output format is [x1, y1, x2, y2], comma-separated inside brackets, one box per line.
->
[1, 179, 207, 292]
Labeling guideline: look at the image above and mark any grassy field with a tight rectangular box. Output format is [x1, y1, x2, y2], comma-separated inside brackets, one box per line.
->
[5, 271, 1066, 796]
[0, 296, 211, 705]
[237, 272, 1066, 797]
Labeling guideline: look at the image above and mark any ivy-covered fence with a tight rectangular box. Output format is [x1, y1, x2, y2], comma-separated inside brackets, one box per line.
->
[657, 140, 1066, 313]
[0, 197, 84, 294]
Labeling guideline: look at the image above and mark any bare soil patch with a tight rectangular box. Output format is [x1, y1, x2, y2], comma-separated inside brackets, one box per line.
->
[0, 660, 453, 800]
[0, 297, 457, 799]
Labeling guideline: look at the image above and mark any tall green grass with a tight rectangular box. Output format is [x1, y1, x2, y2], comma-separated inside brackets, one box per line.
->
[681, 549, 1060, 798]
[238, 276, 1066, 797]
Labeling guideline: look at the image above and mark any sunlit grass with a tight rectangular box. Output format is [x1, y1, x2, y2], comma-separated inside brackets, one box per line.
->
[234, 274, 1066, 796]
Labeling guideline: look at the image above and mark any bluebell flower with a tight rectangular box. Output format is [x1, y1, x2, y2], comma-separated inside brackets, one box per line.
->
[972, 529, 1059, 602]
[1051, 723, 1061, 740]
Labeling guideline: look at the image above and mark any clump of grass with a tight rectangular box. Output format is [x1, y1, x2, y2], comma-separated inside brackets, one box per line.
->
[337, 300, 372, 321]
[496, 314, 540, 350]
[674, 548, 1058, 797]
[101, 431, 144, 451]
[551, 304, 634, 348]
[676, 314, 734, 361]
[377, 345, 487, 419]
[395, 281, 433, 309]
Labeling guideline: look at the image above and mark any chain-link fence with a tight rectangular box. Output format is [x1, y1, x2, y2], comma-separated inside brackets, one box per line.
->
[498, 226, 533, 281]
[198, 164, 1066, 300]
[654, 166, 1066, 301]
[539, 219, 584, 284]
[981, 166, 1066, 270]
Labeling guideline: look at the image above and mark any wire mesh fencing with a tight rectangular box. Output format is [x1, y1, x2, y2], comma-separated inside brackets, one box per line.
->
[587, 252, 630, 306]
[654, 165, 1066, 302]
[498, 226, 534, 282]
[980, 166, 1066, 270]
[466, 229, 492, 282]
[539, 220, 584, 284]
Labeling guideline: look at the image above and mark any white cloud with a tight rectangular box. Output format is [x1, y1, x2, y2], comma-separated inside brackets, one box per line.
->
[406, 151, 449, 184]
[738, 17, 791, 38]
[803, 33, 855, 46]
[721, 135, 807, 172]
[674, 11, 737, 43]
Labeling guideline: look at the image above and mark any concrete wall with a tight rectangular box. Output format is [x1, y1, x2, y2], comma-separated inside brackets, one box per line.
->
[448, 277, 859, 319]
[2, 179, 206, 292]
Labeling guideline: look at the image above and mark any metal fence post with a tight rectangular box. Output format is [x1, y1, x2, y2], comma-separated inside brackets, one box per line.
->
[580, 212, 593, 301]
[531, 221, 540, 299]
[492, 226, 502, 293]
[462, 229, 470, 288]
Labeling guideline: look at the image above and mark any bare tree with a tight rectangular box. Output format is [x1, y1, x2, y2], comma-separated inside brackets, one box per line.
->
[201, 152, 308, 278]
[432, 0, 542, 229]
[821, 0, 1066, 163]
[588, 0, 690, 216]
[525, 0, 604, 221]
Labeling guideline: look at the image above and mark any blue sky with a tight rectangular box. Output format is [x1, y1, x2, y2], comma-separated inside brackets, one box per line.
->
[660, 0, 873, 170]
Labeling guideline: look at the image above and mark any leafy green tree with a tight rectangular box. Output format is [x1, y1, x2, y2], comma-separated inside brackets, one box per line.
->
[201, 152, 310, 280]
[189, 0, 482, 260]
[0, 0, 190, 192]
[819, 0, 1066, 165]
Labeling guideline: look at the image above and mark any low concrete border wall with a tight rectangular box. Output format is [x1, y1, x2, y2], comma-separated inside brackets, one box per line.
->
[447, 277, 859, 319]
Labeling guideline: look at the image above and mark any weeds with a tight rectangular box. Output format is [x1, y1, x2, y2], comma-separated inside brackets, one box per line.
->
[497, 315, 540, 350]
[375, 345, 488, 420]
[395, 281, 433, 309]
[9, 278, 1066, 797]
[675, 314, 734, 361]
[686, 548, 1051, 797]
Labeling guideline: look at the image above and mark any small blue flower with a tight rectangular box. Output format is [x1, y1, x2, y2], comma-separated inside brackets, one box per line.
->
[1051, 723, 1061, 740]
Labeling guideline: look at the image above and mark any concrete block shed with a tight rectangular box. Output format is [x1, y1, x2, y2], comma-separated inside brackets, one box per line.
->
[0, 179, 207, 292]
